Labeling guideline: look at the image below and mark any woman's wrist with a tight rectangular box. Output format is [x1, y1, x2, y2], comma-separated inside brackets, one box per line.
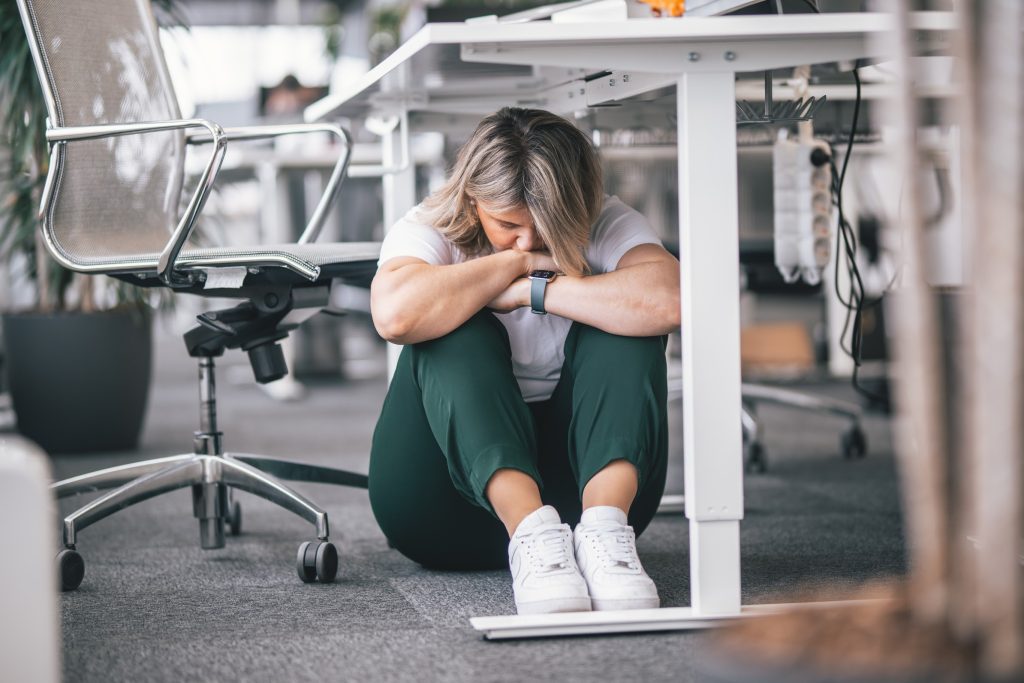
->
[518, 277, 532, 308]
[520, 250, 537, 277]
[503, 249, 560, 280]
[500, 249, 532, 278]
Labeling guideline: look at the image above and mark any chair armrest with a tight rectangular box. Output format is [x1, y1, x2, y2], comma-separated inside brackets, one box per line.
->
[185, 123, 354, 245]
[46, 119, 227, 287]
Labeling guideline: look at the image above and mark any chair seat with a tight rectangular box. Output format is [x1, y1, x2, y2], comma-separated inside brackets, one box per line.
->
[180, 241, 381, 269]
[113, 241, 382, 291]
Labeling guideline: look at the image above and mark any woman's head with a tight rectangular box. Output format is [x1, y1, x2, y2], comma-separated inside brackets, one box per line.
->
[421, 107, 603, 276]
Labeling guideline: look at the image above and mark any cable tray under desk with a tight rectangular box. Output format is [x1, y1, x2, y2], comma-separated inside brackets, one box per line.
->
[737, 72, 827, 125]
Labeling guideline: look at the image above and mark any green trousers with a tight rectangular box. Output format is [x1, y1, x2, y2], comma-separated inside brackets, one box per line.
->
[368, 311, 668, 570]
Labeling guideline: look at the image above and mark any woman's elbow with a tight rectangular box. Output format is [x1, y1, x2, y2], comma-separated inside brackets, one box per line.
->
[370, 280, 415, 343]
[372, 307, 414, 344]
[660, 295, 681, 332]
[657, 265, 681, 330]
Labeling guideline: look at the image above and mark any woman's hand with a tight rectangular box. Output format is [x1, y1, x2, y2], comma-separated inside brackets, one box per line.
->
[519, 250, 559, 275]
[487, 277, 530, 313]
[488, 250, 563, 313]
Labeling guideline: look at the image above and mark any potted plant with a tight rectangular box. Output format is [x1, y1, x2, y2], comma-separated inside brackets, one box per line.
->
[0, 1, 184, 454]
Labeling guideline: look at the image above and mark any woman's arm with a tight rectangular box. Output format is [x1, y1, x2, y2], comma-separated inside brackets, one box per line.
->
[501, 243, 681, 337]
[370, 250, 556, 344]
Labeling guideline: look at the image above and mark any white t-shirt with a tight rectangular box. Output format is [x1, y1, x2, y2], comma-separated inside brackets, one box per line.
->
[378, 195, 662, 402]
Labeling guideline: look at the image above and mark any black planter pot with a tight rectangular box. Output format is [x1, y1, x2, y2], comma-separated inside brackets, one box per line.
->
[2, 307, 152, 454]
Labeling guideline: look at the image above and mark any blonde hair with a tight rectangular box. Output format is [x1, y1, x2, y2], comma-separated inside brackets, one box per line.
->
[420, 107, 603, 276]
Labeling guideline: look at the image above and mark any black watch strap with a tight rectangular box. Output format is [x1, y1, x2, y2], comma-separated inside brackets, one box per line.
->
[530, 276, 548, 315]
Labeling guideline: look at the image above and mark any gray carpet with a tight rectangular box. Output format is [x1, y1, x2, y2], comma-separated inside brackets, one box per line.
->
[49, 316, 904, 683]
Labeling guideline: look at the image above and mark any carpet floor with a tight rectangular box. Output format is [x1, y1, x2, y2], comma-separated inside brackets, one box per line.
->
[48, 317, 904, 683]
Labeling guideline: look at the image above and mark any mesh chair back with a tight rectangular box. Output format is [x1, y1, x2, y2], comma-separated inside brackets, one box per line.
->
[19, 0, 186, 266]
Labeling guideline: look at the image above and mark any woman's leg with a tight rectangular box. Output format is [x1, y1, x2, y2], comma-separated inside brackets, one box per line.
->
[581, 460, 639, 512]
[552, 323, 669, 535]
[527, 400, 585, 525]
[368, 311, 541, 569]
[486, 469, 544, 537]
[543, 323, 668, 610]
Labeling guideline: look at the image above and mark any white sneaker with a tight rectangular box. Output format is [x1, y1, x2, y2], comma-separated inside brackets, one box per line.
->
[508, 506, 592, 615]
[574, 506, 660, 611]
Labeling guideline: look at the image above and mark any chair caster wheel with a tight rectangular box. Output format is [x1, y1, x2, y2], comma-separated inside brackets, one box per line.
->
[227, 500, 242, 536]
[296, 541, 338, 584]
[745, 442, 767, 474]
[57, 549, 85, 592]
[841, 426, 867, 460]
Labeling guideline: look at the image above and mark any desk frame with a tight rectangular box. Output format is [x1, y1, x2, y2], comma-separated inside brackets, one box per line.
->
[306, 13, 950, 639]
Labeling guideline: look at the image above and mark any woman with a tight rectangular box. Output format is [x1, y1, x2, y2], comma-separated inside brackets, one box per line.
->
[368, 107, 680, 615]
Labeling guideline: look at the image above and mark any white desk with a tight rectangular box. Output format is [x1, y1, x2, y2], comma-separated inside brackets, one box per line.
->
[306, 12, 943, 639]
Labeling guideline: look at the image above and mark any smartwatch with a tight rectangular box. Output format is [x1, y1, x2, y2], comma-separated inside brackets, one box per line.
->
[528, 270, 557, 315]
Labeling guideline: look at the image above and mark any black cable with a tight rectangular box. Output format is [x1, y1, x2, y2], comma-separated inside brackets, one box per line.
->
[829, 69, 863, 318]
[832, 178, 865, 361]
[769, 0, 887, 405]
[827, 67, 888, 406]
[837, 70, 860, 197]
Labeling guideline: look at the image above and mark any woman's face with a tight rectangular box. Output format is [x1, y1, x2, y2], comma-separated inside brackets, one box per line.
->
[475, 200, 544, 253]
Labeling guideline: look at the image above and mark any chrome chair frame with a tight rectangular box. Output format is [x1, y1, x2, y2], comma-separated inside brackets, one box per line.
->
[41, 120, 357, 286]
[17, 0, 378, 590]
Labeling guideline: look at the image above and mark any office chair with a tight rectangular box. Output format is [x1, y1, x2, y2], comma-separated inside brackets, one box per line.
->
[15, 0, 380, 591]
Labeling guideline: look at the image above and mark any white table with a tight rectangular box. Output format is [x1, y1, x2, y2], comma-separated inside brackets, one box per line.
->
[305, 12, 937, 639]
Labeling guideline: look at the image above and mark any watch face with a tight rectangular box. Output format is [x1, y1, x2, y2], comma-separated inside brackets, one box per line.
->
[529, 270, 557, 280]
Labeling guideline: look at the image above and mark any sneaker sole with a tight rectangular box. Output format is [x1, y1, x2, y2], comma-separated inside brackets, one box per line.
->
[515, 597, 592, 615]
[591, 597, 660, 611]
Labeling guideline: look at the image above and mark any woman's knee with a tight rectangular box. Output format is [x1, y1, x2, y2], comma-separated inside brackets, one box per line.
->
[408, 313, 523, 398]
[568, 325, 667, 385]
[415, 311, 507, 356]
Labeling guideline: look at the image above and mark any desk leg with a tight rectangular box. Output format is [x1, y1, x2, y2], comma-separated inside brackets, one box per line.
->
[677, 72, 745, 616]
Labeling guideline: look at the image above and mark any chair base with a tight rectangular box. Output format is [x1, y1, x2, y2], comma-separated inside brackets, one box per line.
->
[670, 376, 869, 473]
[48, 323, 372, 591]
[740, 382, 868, 473]
[51, 452, 368, 590]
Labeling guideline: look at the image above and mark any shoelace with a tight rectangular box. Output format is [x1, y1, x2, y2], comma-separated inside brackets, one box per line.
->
[524, 524, 574, 574]
[587, 523, 640, 571]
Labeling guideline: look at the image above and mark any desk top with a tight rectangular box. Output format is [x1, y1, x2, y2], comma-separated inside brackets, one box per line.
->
[307, 13, 956, 123]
